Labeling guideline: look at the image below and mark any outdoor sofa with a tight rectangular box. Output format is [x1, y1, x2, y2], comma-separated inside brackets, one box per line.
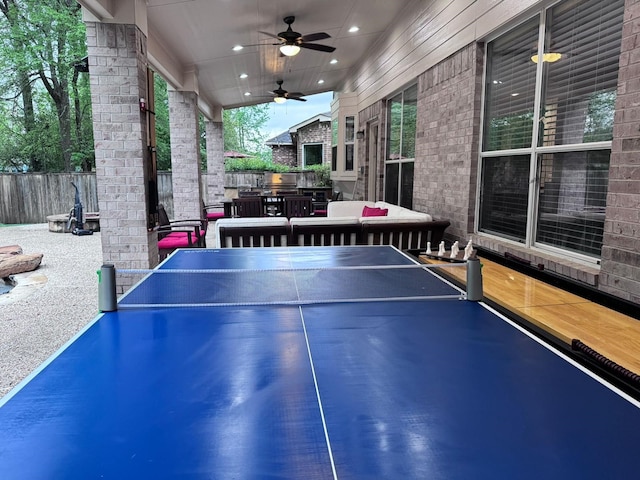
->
[214, 200, 450, 250]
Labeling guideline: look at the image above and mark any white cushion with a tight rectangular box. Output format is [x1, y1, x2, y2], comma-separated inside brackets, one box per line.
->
[360, 216, 431, 225]
[290, 216, 359, 226]
[214, 217, 289, 247]
[374, 201, 432, 221]
[328, 201, 374, 217]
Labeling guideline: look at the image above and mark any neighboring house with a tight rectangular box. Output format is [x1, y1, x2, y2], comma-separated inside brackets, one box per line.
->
[266, 112, 331, 169]
[265, 131, 295, 167]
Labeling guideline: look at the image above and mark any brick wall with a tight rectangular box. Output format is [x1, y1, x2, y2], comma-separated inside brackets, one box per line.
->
[86, 22, 158, 275]
[413, 43, 484, 238]
[297, 121, 332, 167]
[271, 145, 297, 167]
[599, 1, 640, 302]
[168, 90, 203, 219]
[205, 121, 225, 204]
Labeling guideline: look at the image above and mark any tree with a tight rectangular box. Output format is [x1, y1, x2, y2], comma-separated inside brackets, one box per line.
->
[0, 0, 93, 172]
[223, 104, 272, 162]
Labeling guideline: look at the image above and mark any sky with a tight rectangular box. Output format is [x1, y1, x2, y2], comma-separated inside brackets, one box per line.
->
[261, 91, 333, 140]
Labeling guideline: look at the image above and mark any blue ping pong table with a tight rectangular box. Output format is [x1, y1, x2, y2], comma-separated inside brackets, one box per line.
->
[1, 245, 640, 479]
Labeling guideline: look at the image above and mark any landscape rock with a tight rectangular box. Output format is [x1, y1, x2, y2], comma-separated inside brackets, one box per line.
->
[0, 253, 43, 278]
[0, 245, 23, 255]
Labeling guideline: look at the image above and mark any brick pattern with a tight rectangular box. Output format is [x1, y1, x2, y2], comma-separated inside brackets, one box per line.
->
[168, 90, 203, 220]
[85, 22, 158, 278]
[205, 121, 225, 204]
[297, 122, 332, 167]
[356, 100, 384, 201]
[413, 43, 484, 239]
[272, 145, 297, 167]
[599, 0, 640, 302]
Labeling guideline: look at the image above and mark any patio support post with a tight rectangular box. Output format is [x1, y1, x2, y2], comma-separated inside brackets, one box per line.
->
[168, 90, 203, 220]
[205, 119, 225, 204]
[85, 21, 159, 279]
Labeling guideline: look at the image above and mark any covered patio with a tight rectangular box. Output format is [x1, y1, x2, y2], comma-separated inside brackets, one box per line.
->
[77, 0, 640, 304]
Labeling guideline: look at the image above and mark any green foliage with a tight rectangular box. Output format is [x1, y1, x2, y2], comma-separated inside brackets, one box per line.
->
[223, 104, 272, 160]
[305, 163, 331, 186]
[225, 157, 289, 172]
[0, 0, 93, 172]
[583, 90, 616, 143]
[153, 75, 171, 170]
[486, 111, 534, 151]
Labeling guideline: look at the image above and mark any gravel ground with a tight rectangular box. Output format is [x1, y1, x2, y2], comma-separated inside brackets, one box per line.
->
[0, 224, 103, 398]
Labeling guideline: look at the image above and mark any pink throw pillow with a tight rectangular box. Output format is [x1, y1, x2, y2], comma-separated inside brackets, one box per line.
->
[362, 206, 388, 217]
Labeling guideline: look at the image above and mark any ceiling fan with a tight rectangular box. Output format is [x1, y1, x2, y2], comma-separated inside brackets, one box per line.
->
[268, 80, 307, 103]
[257, 16, 336, 56]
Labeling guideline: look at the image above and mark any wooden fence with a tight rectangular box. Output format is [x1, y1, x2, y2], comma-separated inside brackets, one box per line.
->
[0, 171, 321, 224]
[0, 173, 174, 225]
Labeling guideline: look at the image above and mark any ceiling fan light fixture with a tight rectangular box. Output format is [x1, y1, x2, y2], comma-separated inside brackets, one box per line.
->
[274, 96, 287, 104]
[280, 44, 301, 56]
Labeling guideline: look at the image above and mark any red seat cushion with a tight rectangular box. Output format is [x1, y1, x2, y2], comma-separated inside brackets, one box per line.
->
[158, 233, 193, 249]
[206, 211, 225, 220]
[362, 206, 388, 217]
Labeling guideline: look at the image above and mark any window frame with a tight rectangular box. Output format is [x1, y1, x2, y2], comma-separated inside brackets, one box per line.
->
[302, 143, 324, 168]
[384, 84, 417, 208]
[477, 0, 622, 263]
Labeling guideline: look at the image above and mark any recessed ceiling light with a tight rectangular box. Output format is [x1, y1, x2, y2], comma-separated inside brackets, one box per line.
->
[348, 26, 359, 33]
[330, 59, 338, 64]
[492, 80, 503, 84]
[232, 45, 244, 52]
[318, 79, 325, 84]
[239, 73, 248, 79]
[244, 92, 251, 96]
[511, 93, 519, 97]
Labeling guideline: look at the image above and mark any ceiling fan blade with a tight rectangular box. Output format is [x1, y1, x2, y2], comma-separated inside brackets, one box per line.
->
[286, 92, 305, 98]
[242, 42, 280, 48]
[301, 32, 331, 42]
[290, 97, 307, 102]
[258, 30, 281, 40]
[299, 43, 336, 53]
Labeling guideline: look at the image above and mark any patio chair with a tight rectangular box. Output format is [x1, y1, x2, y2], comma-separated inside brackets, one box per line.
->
[202, 200, 226, 222]
[156, 204, 208, 260]
[232, 197, 264, 217]
[312, 191, 328, 216]
[283, 196, 313, 218]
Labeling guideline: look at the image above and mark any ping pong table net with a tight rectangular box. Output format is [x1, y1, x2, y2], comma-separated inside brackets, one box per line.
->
[114, 262, 470, 309]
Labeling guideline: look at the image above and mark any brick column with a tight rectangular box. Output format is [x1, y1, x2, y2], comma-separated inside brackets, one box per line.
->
[85, 22, 158, 275]
[205, 120, 225, 203]
[599, 0, 640, 303]
[168, 90, 203, 219]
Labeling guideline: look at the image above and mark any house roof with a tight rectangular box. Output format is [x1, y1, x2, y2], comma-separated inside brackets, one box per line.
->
[289, 112, 332, 133]
[265, 131, 294, 146]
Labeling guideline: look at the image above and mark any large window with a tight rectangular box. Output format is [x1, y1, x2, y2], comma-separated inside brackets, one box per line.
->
[480, 0, 624, 259]
[385, 84, 417, 208]
[345, 116, 354, 171]
[331, 119, 338, 171]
